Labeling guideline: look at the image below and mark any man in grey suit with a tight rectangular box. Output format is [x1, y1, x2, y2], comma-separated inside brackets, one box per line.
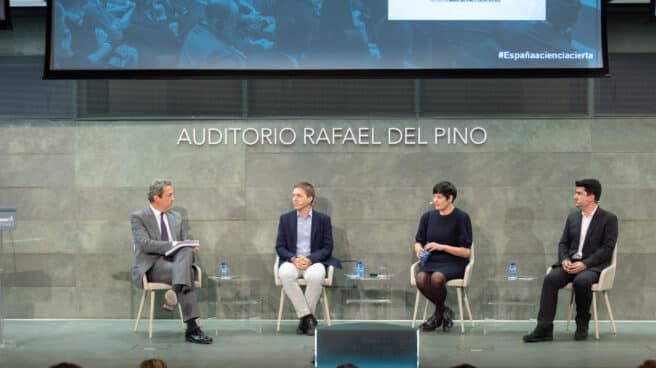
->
[131, 179, 212, 344]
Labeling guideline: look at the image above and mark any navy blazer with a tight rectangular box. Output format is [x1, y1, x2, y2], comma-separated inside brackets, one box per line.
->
[556, 207, 618, 272]
[275, 209, 341, 269]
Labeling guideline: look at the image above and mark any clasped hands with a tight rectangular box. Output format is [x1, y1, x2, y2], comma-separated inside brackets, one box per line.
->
[562, 259, 586, 274]
[415, 242, 447, 258]
[293, 255, 313, 270]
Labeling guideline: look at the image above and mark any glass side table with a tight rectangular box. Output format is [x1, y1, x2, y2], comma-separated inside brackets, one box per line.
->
[343, 272, 394, 320]
[207, 275, 262, 334]
[483, 275, 540, 335]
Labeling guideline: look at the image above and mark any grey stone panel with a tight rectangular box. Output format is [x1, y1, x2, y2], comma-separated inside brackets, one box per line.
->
[242, 118, 592, 154]
[463, 187, 574, 222]
[75, 253, 133, 288]
[0, 154, 75, 188]
[76, 122, 244, 156]
[246, 152, 413, 188]
[615, 220, 656, 253]
[632, 154, 656, 188]
[0, 188, 78, 220]
[176, 187, 246, 221]
[1, 220, 79, 253]
[240, 221, 279, 254]
[5, 254, 77, 287]
[78, 187, 245, 221]
[77, 220, 134, 254]
[316, 188, 428, 221]
[603, 188, 656, 220]
[75, 150, 244, 188]
[78, 287, 134, 319]
[244, 188, 292, 220]
[476, 119, 592, 153]
[247, 187, 427, 222]
[0, 124, 73, 154]
[76, 188, 146, 221]
[331, 221, 418, 259]
[4, 287, 79, 318]
[591, 118, 656, 153]
[245, 151, 624, 196]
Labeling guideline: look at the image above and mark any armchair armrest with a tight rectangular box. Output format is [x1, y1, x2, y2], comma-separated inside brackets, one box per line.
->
[410, 261, 420, 286]
[596, 263, 616, 291]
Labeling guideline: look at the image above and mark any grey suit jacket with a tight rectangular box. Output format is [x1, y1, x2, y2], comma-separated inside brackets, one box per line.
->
[130, 207, 188, 288]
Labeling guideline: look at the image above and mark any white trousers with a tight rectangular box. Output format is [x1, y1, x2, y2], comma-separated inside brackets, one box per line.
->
[279, 261, 326, 318]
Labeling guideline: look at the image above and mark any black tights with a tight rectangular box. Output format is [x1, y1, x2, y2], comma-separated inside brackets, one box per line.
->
[416, 271, 447, 317]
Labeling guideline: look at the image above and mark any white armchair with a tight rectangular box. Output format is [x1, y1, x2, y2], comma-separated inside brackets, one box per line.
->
[410, 244, 475, 333]
[274, 256, 334, 333]
[133, 264, 202, 339]
[545, 244, 618, 340]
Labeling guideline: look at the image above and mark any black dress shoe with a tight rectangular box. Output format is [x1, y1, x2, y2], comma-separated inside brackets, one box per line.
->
[304, 315, 318, 336]
[296, 317, 307, 335]
[420, 313, 443, 331]
[185, 328, 213, 344]
[523, 328, 553, 343]
[442, 306, 454, 332]
[574, 322, 589, 341]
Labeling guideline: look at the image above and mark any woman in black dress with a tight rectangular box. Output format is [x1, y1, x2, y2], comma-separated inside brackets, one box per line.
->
[413, 181, 472, 332]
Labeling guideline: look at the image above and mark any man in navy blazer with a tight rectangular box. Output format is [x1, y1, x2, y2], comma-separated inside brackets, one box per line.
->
[276, 182, 341, 336]
[524, 179, 618, 342]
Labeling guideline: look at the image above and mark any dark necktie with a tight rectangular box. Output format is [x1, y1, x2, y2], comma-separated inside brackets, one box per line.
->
[160, 212, 170, 241]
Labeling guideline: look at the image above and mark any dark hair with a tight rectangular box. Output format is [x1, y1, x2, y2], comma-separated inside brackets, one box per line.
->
[50, 363, 82, 368]
[433, 181, 457, 202]
[336, 364, 359, 368]
[294, 182, 315, 204]
[575, 178, 602, 202]
[139, 359, 168, 368]
[638, 360, 656, 368]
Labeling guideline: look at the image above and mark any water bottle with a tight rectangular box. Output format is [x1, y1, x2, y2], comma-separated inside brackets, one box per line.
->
[420, 249, 430, 263]
[508, 262, 518, 281]
[356, 260, 365, 279]
[220, 261, 229, 279]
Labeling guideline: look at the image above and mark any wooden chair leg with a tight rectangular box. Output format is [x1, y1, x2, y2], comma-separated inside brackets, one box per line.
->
[412, 289, 421, 328]
[322, 287, 331, 326]
[593, 292, 599, 340]
[134, 289, 147, 332]
[178, 303, 184, 327]
[463, 288, 474, 327]
[456, 287, 465, 334]
[276, 288, 285, 333]
[149, 290, 155, 339]
[603, 291, 617, 335]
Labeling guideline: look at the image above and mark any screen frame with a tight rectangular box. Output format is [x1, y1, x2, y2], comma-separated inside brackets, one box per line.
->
[651, 0, 656, 19]
[43, 0, 610, 79]
[0, 0, 12, 30]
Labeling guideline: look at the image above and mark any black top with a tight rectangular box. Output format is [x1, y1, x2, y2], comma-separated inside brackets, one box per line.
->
[415, 208, 472, 268]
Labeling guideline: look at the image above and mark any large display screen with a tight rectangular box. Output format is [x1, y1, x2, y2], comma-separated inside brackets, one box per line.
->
[45, 0, 608, 78]
[0, 0, 12, 30]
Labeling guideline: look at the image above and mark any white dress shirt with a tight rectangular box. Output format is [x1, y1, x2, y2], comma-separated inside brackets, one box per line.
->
[573, 205, 597, 260]
[150, 205, 175, 242]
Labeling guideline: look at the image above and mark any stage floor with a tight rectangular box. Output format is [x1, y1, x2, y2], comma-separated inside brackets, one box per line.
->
[0, 320, 654, 368]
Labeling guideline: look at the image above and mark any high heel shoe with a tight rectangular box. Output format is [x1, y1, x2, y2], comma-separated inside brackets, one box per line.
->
[442, 306, 454, 332]
[420, 313, 443, 331]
